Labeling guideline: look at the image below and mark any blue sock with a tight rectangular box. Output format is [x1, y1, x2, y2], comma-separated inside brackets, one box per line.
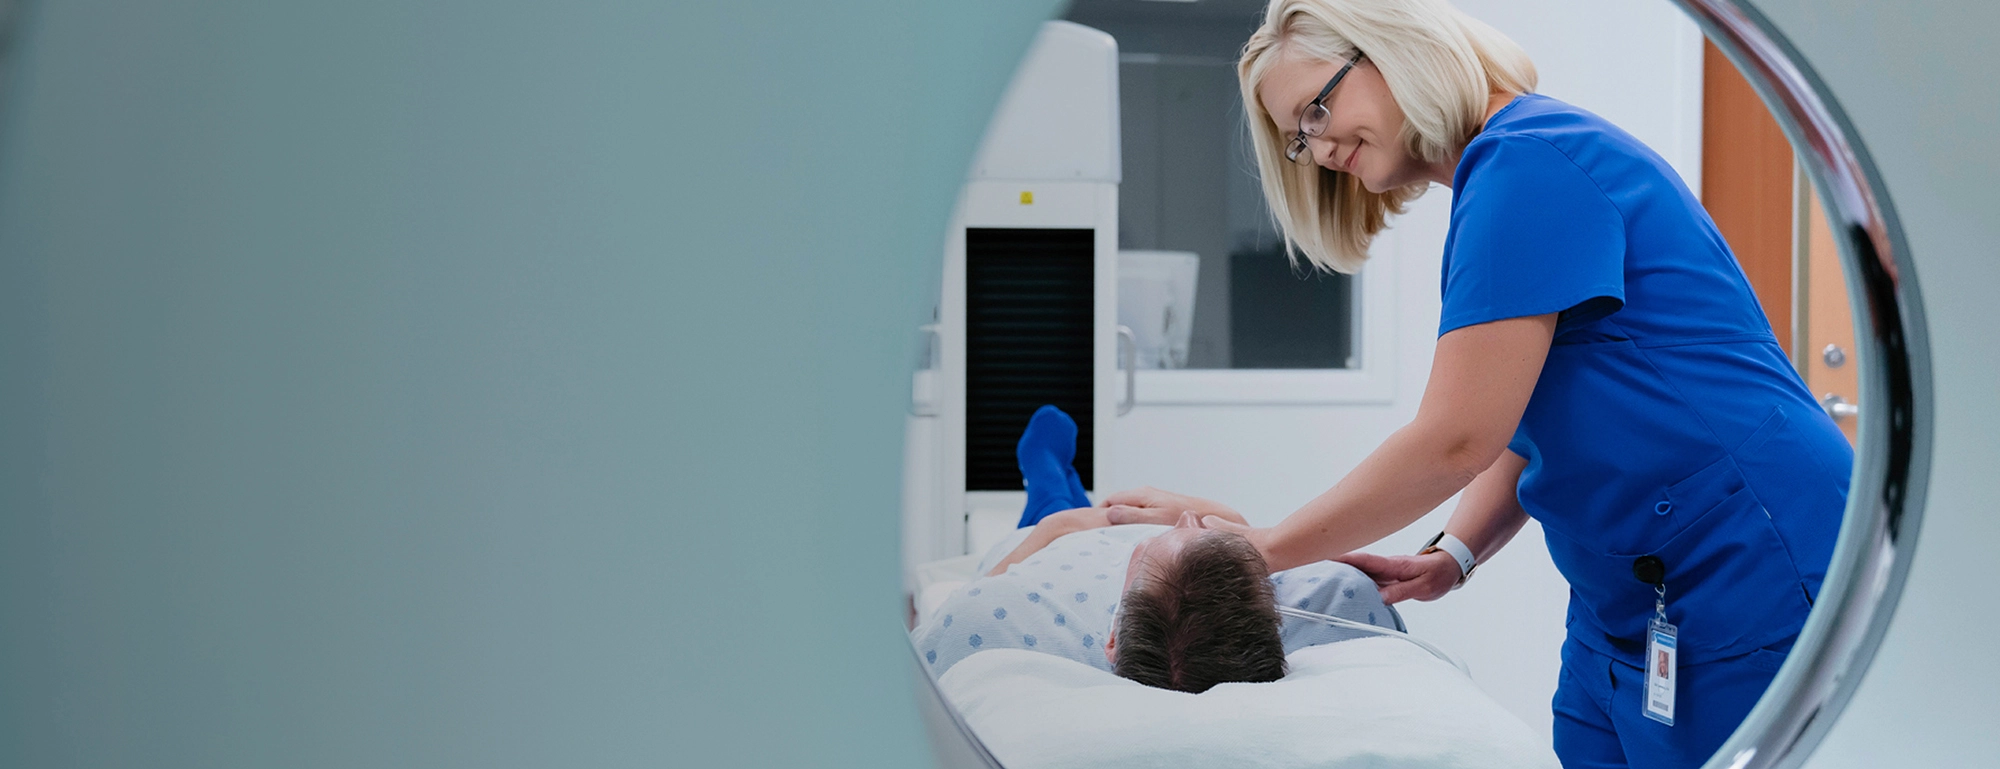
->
[1016, 405, 1091, 527]
[1063, 464, 1090, 512]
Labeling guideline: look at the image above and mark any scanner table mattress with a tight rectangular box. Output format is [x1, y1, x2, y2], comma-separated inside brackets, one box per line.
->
[937, 636, 1558, 769]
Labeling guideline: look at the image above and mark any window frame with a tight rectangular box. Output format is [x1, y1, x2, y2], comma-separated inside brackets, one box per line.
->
[1131, 252, 1398, 405]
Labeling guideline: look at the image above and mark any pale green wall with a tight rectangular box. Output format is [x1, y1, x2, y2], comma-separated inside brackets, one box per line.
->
[0, 0, 1060, 766]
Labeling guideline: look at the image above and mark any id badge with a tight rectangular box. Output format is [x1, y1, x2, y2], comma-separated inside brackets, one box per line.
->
[1643, 617, 1678, 726]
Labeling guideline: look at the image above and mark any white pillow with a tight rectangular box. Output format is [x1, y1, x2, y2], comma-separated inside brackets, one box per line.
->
[937, 636, 1558, 769]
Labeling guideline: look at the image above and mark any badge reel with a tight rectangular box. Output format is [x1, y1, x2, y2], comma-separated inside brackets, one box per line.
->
[1635, 555, 1677, 726]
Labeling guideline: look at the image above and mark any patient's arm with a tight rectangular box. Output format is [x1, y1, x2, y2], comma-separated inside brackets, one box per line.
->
[1098, 487, 1249, 527]
[984, 507, 1113, 577]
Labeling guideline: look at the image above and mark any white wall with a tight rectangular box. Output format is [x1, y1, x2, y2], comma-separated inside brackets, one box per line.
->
[1100, 0, 1704, 739]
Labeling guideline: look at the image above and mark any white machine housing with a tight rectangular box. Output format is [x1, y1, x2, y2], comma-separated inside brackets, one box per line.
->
[904, 21, 1122, 578]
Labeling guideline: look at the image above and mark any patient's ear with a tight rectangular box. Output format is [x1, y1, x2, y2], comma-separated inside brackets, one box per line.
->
[1104, 630, 1117, 663]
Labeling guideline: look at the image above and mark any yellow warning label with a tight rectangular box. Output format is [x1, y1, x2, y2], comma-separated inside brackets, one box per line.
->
[1019, 191, 1034, 205]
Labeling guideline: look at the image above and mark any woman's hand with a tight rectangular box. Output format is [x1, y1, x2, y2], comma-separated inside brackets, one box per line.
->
[1187, 515, 1282, 564]
[1334, 550, 1463, 604]
[1100, 486, 1247, 526]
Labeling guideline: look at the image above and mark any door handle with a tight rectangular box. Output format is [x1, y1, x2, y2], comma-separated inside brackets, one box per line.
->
[1821, 393, 1858, 421]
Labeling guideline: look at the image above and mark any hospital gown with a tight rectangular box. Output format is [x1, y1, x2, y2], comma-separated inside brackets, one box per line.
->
[912, 523, 1402, 677]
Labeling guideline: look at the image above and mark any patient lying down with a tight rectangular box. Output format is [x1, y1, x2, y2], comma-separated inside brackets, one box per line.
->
[913, 508, 1401, 694]
[914, 406, 1399, 693]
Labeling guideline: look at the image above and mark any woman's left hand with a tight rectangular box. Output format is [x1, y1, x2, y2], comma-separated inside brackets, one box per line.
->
[1333, 550, 1462, 604]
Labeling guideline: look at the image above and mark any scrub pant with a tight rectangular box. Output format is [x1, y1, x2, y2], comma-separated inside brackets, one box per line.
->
[1552, 634, 1792, 769]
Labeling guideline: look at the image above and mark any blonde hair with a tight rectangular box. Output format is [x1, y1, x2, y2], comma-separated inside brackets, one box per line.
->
[1239, 0, 1537, 273]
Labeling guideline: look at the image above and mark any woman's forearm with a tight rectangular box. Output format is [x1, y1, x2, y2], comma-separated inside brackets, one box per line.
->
[1258, 314, 1554, 572]
[1443, 449, 1532, 563]
[1262, 419, 1496, 571]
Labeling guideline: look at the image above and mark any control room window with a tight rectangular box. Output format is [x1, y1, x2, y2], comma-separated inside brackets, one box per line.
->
[1070, 0, 1358, 373]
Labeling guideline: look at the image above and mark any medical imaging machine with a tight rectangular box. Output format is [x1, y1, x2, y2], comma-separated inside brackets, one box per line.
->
[903, 21, 1125, 587]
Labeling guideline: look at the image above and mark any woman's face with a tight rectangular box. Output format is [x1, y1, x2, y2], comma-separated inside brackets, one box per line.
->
[1258, 51, 1430, 193]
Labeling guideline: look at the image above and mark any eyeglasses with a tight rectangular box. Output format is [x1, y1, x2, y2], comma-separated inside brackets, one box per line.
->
[1284, 52, 1366, 165]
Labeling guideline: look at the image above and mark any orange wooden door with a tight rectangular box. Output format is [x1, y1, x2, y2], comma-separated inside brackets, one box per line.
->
[1701, 39, 1857, 446]
[1801, 186, 1860, 444]
[1701, 40, 1797, 352]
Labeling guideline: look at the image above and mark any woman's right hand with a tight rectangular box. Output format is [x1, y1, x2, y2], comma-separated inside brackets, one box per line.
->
[1334, 550, 1463, 604]
[1100, 486, 1247, 526]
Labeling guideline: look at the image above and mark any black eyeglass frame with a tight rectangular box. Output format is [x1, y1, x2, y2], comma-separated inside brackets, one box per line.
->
[1284, 51, 1366, 165]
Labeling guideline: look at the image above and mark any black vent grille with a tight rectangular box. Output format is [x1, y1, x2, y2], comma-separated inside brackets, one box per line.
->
[965, 228, 1095, 492]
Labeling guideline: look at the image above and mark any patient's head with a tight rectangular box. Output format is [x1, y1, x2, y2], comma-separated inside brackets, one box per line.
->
[1105, 512, 1287, 693]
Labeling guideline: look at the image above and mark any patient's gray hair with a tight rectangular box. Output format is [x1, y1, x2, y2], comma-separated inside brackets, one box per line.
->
[1112, 532, 1288, 693]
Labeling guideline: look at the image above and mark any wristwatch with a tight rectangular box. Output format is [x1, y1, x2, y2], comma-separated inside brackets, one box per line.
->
[1419, 532, 1479, 590]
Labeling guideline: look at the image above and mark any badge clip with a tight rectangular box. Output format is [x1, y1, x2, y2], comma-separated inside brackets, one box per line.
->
[1644, 582, 1677, 726]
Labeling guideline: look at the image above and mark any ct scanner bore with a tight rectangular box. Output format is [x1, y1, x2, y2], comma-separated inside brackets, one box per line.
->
[909, 2, 1932, 768]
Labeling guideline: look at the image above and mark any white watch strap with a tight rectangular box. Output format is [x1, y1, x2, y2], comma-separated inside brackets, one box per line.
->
[1430, 533, 1477, 579]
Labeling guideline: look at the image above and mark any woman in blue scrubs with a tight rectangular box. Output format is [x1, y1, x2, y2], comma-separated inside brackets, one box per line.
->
[1103, 2, 1851, 768]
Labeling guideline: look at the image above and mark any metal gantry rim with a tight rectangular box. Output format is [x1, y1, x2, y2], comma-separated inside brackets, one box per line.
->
[1673, 2, 1930, 768]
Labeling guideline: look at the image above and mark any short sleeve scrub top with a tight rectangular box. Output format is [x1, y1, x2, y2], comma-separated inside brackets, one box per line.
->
[1441, 95, 1852, 760]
